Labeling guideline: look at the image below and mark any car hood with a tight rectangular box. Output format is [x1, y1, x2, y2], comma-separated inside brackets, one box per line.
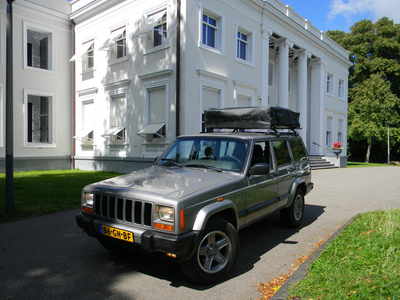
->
[90, 166, 239, 200]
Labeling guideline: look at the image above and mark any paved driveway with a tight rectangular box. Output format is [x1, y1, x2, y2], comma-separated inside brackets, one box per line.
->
[1, 167, 399, 300]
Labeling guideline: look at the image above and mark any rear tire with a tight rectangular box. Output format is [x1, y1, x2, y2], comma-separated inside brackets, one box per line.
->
[180, 218, 239, 284]
[280, 189, 305, 228]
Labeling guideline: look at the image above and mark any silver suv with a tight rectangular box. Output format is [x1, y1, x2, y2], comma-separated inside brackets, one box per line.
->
[76, 107, 313, 284]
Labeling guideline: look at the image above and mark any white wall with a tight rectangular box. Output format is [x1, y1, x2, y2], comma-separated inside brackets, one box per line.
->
[0, 0, 72, 171]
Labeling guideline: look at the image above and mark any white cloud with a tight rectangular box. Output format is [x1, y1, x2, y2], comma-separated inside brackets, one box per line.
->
[328, 0, 400, 24]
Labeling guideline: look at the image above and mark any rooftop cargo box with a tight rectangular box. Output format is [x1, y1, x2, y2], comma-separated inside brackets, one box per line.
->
[204, 106, 300, 130]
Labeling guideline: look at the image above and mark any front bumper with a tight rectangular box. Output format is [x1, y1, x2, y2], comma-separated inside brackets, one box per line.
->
[76, 213, 200, 261]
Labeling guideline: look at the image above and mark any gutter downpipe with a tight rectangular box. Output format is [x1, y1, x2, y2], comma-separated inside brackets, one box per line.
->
[71, 19, 76, 169]
[175, 0, 181, 137]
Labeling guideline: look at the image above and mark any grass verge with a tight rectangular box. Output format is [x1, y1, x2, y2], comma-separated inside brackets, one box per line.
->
[0, 169, 119, 223]
[346, 162, 395, 168]
[289, 209, 400, 299]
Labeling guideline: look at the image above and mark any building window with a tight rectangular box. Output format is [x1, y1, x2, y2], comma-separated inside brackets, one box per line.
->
[202, 86, 220, 132]
[27, 29, 52, 70]
[102, 95, 126, 143]
[200, 6, 224, 54]
[82, 42, 94, 71]
[202, 14, 217, 48]
[327, 74, 334, 95]
[326, 116, 333, 147]
[153, 12, 167, 47]
[115, 29, 127, 59]
[98, 26, 127, 61]
[82, 101, 94, 144]
[237, 31, 248, 60]
[27, 95, 51, 144]
[338, 118, 344, 143]
[133, 10, 167, 52]
[148, 87, 166, 142]
[338, 79, 344, 99]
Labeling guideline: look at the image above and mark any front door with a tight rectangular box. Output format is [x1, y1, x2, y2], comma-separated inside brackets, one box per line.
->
[244, 141, 279, 224]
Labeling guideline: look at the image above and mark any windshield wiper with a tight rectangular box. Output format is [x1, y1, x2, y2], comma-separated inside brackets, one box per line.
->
[185, 163, 222, 172]
[160, 158, 183, 168]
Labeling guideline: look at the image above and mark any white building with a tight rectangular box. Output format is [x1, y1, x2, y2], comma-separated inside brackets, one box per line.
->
[0, 0, 72, 171]
[68, 0, 351, 172]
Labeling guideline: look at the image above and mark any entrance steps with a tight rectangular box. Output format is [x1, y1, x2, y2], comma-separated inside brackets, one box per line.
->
[309, 155, 338, 170]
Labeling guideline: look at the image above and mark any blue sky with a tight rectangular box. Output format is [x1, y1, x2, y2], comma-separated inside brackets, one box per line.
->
[283, 0, 400, 33]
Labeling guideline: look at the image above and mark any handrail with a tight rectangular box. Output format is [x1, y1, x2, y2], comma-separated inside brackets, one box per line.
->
[312, 142, 335, 153]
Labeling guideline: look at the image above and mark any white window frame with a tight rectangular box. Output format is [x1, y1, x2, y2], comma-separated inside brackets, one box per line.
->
[325, 114, 334, 148]
[105, 93, 127, 144]
[338, 79, 345, 100]
[138, 8, 169, 55]
[326, 73, 334, 96]
[99, 23, 128, 65]
[139, 71, 171, 148]
[197, 69, 228, 132]
[74, 92, 97, 148]
[23, 21, 55, 73]
[199, 5, 225, 56]
[151, 10, 167, 48]
[82, 40, 94, 72]
[235, 23, 254, 66]
[24, 89, 56, 147]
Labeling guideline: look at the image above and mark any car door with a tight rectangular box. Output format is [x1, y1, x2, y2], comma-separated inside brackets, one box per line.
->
[244, 140, 279, 224]
[271, 139, 297, 209]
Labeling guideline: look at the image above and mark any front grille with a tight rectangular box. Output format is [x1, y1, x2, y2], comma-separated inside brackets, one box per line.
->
[94, 193, 153, 227]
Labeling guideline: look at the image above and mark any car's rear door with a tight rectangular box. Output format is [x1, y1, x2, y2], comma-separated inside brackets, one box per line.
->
[271, 139, 297, 209]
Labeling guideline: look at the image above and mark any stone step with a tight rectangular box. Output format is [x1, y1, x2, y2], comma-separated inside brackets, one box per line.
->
[309, 156, 338, 170]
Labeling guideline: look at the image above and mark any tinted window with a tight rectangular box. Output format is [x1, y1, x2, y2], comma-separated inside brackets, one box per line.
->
[159, 137, 249, 172]
[289, 139, 307, 162]
[272, 140, 291, 166]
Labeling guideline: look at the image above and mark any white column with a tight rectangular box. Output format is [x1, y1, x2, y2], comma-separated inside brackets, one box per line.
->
[260, 24, 272, 107]
[276, 38, 292, 108]
[309, 58, 326, 155]
[295, 49, 311, 144]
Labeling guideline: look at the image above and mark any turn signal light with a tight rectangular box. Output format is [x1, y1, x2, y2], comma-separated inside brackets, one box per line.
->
[166, 253, 177, 258]
[82, 206, 93, 214]
[154, 223, 174, 231]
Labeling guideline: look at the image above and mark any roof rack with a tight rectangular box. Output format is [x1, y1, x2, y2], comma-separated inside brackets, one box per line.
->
[204, 106, 300, 135]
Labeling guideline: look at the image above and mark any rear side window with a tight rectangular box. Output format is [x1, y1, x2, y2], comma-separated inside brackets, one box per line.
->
[272, 140, 291, 166]
[289, 139, 307, 162]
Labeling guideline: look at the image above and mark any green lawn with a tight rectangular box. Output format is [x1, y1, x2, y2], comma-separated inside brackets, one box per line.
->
[289, 209, 400, 299]
[0, 170, 120, 223]
[346, 162, 396, 167]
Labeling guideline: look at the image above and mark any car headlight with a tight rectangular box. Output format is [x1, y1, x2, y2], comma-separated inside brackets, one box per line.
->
[82, 192, 94, 206]
[155, 205, 174, 222]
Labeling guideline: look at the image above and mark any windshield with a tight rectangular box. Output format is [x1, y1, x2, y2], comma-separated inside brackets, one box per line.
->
[157, 136, 249, 172]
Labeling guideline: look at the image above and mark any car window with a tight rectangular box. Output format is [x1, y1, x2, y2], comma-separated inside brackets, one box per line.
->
[159, 137, 249, 172]
[272, 140, 292, 166]
[288, 139, 307, 162]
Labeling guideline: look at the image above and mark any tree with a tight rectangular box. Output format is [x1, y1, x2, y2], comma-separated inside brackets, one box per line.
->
[348, 74, 400, 162]
[328, 18, 400, 98]
[327, 18, 400, 162]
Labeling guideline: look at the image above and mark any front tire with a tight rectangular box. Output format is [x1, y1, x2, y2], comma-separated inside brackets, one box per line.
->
[180, 218, 239, 284]
[280, 189, 305, 228]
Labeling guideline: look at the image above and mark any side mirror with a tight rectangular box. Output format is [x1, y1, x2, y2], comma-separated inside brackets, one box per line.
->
[249, 163, 270, 175]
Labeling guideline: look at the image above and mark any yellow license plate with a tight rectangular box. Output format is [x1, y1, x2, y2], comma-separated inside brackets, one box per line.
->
[99, 225, 134, 243]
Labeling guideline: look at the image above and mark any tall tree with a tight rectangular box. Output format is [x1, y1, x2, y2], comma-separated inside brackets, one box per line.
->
[327, 18, 400, 162]
[348, 74, 400, 162]
[328, 18, 400, 98]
